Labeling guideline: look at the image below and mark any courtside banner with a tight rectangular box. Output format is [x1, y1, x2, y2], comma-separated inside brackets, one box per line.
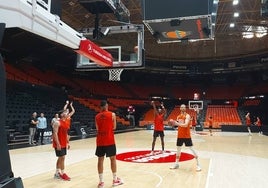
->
[75, 39, 113, 67]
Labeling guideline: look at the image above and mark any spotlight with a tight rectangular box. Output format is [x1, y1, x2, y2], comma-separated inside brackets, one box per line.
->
[103, 27, 110, 36]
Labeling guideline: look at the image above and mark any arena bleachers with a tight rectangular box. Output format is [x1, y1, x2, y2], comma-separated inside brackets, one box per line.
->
[5, 63, 47, 86]
[4, 61, 268, 147]
[205, 85, 246, 100]
[204, 105, 242, 128]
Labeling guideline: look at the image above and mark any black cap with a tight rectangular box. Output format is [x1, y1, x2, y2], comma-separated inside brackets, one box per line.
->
[100, 100, 107, 107]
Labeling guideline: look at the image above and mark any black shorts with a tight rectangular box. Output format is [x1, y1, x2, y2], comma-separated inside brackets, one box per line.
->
[153, 131, 164, 137]
[209, 126, 213, 129]
[95, 144, 116, 157]
[55, 148, 67, 157]
[176, 138, 193, 147]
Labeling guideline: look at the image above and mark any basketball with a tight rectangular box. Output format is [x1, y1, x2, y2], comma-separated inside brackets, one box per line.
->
[168, 119, 174, 126]
[134, 45, 138, 53]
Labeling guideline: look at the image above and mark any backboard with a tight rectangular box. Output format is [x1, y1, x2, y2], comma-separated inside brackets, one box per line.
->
[144, 15, 213, 43]
[188, 100, 203, 111]
[142, 0, 218, 43]
[76, 24, 145, 70]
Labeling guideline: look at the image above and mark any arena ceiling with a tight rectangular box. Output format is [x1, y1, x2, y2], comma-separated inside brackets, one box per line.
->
[60, 0, 268, 62]
[1, 0, 268, 76]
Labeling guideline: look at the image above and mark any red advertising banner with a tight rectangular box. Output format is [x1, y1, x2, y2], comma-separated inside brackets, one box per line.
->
[75, 39, 113, 67]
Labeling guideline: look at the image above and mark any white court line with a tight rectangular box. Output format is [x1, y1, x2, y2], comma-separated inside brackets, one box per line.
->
[205, 158, 213, 188]
[133, 169, 163, 188]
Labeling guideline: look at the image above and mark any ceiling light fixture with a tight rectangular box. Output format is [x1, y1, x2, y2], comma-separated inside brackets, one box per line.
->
[230, 23, 235, 28]
[234, 12, 239, 17]
[233, 0, 239, 5]
[242, 32, 254, 39]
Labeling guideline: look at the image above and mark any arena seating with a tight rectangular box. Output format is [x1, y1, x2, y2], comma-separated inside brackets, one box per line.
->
[73, 78, 134, 98]
[204, 105, 242, 128]
[171, 85, 200, 99]
[5, 63, 47, 86]
[167, 106, 197, 121]
[127, 84, 170, 99]
[139, 109, 154, 127]
[205, 85, 245, 99]
[71, 96, 131, 127]
[4, 61, 267, 147]
[108, 98, 148, 107]
[242, 99, 261, 106]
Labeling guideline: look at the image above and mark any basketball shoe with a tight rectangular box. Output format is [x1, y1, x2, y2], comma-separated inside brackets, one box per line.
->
[170, 163, 179, 169]
[60, 173, 71, 181]
[54, 172, 61, 180]
[196, 165, 202, 172]
[112, 177, 123, 187]
[98, 182, 104, 188]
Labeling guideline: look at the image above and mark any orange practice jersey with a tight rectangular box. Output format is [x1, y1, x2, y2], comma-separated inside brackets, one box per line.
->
[208, 119, 213, 126]
[53, 118, 70, 148]
[154, 113, 164, 131]
[256, 119, 261, 126]
[177, 113, 191, 138]
[95, 110, 115, 146]
[246, 116, 251, 125]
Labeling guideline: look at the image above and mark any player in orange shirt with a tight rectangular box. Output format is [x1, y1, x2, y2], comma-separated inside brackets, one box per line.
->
[168, 104, 201, 171]
[52, 101, 75, 181]
[191, 116, 196, 134]
[95, 100, 123, 188]
[254, 116, 262, 135]
[208, 116, 213, 136]
[150, 101, 166, 155]
[245, 112, 252, 136]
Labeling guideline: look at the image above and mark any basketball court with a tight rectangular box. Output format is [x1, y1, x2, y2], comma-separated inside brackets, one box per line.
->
[1, 1, 268, 188]
[9, 130, 268, 188]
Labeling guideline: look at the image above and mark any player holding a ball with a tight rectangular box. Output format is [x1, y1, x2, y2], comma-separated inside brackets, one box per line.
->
[169, 104, 201, 171]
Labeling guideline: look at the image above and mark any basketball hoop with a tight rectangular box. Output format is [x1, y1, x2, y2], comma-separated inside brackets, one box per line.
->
[108, 68, 123, 81]
[108, 61, 126, 81]
[193, 104, 199, 112]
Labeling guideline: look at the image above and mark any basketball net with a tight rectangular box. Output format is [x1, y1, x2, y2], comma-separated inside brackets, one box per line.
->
[108, 69, 123, 81]
[193, 104, 199, 112]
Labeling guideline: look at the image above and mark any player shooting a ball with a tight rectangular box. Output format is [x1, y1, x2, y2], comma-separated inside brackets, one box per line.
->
[150, 101, 166, 155]
[168, 104, 201, 171]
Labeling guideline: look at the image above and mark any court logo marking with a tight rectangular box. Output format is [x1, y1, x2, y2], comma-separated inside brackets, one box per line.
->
[116, 150, 194, 163]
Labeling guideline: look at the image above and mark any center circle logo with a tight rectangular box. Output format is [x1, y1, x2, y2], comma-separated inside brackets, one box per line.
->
[116, 150, 194, 163]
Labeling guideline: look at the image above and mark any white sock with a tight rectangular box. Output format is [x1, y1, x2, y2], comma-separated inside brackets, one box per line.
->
[99, 173, 103, 182]
[55, 169, 61, 174]
[176, 146, 182, 163]
[113, 173, 117, 181]
[189, 147, 200, 166]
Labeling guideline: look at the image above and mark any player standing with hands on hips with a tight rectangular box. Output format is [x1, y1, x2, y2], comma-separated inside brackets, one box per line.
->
[150, 101, 166, 155]
[169, 104, 201, 171]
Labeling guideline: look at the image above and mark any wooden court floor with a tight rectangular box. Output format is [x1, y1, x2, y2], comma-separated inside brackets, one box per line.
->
[9, 130, 268, 188]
